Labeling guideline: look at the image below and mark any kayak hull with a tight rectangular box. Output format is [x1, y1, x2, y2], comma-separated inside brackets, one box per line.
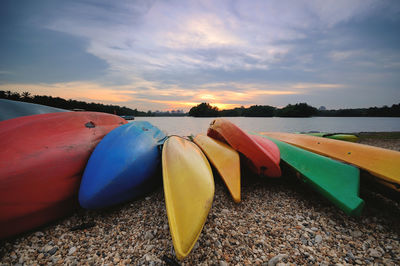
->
[194, 134, 241, 202]
[162, 136, 214, 260]
[0, 112, 126, 239]
[260, 132, 400, 190]
[207, 119, 281, 177]
[252, 134, 364, 216]
[79, 121, 166, 209]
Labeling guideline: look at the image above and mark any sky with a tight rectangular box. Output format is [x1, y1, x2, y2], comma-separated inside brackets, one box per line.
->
[1, 0, 400, 111]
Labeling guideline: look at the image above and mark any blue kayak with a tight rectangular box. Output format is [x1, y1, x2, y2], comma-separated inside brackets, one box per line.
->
[79, 121, 166, 209]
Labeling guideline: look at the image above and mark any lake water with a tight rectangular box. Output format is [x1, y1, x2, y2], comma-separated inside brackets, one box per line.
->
[134, 116, 400, 136]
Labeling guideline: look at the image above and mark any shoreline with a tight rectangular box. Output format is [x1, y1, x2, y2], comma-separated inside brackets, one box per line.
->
[1, 133, 399, 265]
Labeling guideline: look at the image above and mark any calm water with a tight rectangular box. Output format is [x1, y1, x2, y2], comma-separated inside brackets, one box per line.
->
[133, 117, 400, 136]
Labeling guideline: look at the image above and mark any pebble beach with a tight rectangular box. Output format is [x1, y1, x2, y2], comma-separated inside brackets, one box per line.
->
[1, 133, 400, 265]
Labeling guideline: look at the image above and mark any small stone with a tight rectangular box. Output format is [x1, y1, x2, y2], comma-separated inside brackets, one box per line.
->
[48, 246, 58, 255]
[346, 251, 355, 260]
[35, 231, 44, 237]
[44, 245, 53, 252]
[268, 254, 287, 266]
[311, 227, 318, 231]
[144, 245, 154, 252]
[327, 250, 336, 257]
[38, 253, 44, 259]
[144, 231, 154, 240]
[145, 196, 151, 201]
[221, 209, 229, 214]
[305, 228, 315, 236]
[68, 246, 77, 255]
[223, 239, 230, 247]
[315, 235, 323, 244]
[351, 230, 362, 238]
[145, 254, 152, 261]
[368, 248, 382, 258]
[51, 256, 60, 264]
[220, 261, 228, 266]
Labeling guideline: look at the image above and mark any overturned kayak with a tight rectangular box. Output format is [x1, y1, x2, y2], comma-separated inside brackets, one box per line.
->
[79, 121, 166, 209]
[252, 134, 364, 216]
[207, 118, 281, 177]
[260, 132, 400, 191]
[194, 134, 241, 203]
[0, 112, 126, 239]
[162, 136, 214, 260]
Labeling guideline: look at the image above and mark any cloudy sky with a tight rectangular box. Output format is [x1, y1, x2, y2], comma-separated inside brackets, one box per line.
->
[1, 0, 400, 111]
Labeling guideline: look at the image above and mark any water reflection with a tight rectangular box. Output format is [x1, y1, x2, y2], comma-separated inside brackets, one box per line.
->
[133, 117, 400, 136]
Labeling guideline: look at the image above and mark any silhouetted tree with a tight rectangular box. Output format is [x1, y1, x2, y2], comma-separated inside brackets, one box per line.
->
[276, 103, 318, 117]
[189, 103, 219, 117]
[22, 91, 31, 100]
[243, 105, 276, 117]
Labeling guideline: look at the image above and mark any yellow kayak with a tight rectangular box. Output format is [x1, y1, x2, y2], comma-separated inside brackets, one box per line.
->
[193, 134, 241, 203]
[162, 136, 215, 260]
[260, 132, 400, 190]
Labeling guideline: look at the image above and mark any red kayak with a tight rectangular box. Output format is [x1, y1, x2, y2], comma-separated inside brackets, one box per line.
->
[0, 112, 127, 239]
[207, 119, 281, 177]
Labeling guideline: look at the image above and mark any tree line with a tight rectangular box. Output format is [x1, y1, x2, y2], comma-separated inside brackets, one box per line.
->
[189, 102, 400, 117]
[2, 90, 399, 117]
[0, 90, 183, 116]
[189, 103, 319, 117]
[318, 105, 400, 117]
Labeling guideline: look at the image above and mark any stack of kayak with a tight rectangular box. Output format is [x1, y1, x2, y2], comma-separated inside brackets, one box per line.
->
[1, 109, 399, 261]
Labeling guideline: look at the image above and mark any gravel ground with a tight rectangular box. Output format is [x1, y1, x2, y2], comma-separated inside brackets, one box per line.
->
[1, 134, 400, 265]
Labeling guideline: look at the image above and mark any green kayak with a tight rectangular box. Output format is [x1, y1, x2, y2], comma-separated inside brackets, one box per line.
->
[252, 133, 364, 216]
[298, 132, 358, 142]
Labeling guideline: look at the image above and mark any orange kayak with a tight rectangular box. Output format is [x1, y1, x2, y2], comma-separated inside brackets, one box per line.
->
[194, 134, 241, 202]
[260, 132, 400, 190]
[208, 119, 281, 177]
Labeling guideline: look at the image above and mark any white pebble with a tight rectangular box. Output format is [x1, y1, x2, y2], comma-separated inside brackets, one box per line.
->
[68, 246, 77, 255]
